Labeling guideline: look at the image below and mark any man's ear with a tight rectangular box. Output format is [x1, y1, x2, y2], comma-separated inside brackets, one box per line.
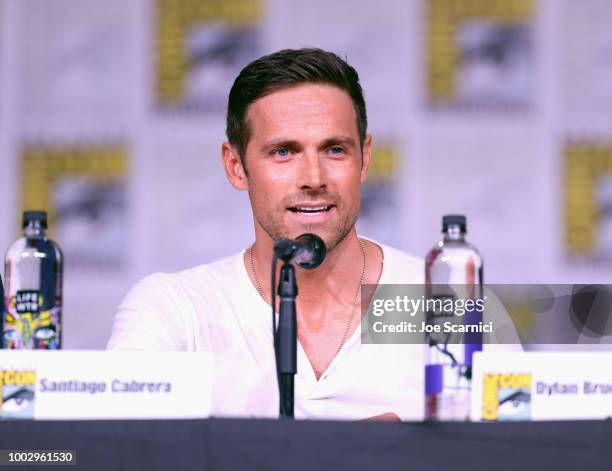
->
[360, 133, 372, 183]
[222, 142, 248, 190]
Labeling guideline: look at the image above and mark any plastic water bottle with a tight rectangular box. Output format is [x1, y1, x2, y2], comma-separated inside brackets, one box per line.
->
[0, 274, 4, 331]
[3, 211, 63, 349]
[424, 214, 483, 420]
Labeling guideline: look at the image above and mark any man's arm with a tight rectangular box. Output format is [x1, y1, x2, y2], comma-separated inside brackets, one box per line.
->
[107, 273, 190, 351]
[363, 412, 401, 422]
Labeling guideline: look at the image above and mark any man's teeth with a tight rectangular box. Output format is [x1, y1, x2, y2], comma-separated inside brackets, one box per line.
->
[291, 206, 331, 213]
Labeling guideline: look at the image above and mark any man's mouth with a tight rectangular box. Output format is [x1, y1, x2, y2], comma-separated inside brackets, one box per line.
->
[287, 205, 334, 215]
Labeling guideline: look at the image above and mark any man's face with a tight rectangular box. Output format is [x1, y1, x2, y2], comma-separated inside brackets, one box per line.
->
[240, 84, 371, 251]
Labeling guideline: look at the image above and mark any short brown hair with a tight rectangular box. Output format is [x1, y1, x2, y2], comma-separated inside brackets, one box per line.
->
[226, 48, 368, 169]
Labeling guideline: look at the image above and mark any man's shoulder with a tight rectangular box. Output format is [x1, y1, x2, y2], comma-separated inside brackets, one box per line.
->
[366, 238, 424, 284]
[379, 242, 424, 269]
[134, 251, 245, 293]
[178, 251, 244, 280]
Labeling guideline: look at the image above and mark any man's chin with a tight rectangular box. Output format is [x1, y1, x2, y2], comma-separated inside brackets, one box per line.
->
[272, 228, 333, 250]
[258, 212, 356, 252]
[285, 221, 356, 252]
[298, 227, 353, 253]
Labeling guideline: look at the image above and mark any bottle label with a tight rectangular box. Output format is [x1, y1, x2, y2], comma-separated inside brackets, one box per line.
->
[3, 290, 61, 349]
[15, 290, 41, 315]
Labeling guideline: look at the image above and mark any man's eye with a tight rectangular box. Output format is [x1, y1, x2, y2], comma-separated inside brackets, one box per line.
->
[273, 148, 291, 157]
[328, 146, 345, 155]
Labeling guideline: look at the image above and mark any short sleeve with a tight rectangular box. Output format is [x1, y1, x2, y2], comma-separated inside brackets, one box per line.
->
[107, 273, 193, 351]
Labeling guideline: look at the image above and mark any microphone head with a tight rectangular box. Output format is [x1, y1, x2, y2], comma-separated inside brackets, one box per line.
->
[295, 233, 326, 269]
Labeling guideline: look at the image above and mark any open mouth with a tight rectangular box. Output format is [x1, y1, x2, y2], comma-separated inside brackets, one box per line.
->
[288, 205, 334, 215]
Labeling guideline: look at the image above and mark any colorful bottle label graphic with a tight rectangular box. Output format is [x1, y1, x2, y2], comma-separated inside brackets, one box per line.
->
[3, 290, 61, 349]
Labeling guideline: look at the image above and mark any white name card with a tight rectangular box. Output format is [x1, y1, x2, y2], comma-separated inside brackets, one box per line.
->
[0, 351, 213, 420]
[471, 352, 612, 421]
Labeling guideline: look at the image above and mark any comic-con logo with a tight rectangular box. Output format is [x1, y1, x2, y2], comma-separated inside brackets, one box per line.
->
[482, 373, 532, 421]
[0, 370, 37, 419]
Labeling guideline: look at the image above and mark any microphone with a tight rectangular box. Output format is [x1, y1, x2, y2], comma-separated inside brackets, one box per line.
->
[273, 233, 326, 269]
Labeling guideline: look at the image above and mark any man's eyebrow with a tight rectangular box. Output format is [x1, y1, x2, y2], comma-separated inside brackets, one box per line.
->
[261, 139, 302, 151]
[260, 136, 358, 152]
[320, 136, 357, 149]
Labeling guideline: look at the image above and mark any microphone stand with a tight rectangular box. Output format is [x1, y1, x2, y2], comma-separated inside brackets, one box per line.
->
[276, 260, 297, 418]
[270, 234, 326, 419]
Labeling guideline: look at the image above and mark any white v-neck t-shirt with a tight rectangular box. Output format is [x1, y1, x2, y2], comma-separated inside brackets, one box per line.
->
[107, 239, 426, 420]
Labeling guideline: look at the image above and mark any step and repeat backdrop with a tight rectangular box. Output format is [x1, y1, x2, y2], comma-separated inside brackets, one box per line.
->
[1, 0, 611, 348]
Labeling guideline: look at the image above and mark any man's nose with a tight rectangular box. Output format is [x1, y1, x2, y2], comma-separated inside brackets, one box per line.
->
[297, 149, 327, 190]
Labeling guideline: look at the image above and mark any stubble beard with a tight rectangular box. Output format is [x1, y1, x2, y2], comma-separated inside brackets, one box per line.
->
[252, 191, 360, 253]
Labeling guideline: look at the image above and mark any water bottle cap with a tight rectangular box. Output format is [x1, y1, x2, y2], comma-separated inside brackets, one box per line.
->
[23, 210, 48, 229]
[442, 214, 466, 233]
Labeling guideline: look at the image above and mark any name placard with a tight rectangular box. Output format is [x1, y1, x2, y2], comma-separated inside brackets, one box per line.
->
[471, 352, 612, 421]
[0, 351, 213, 420]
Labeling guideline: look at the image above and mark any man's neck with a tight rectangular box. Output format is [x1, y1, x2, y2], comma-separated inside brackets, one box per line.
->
[251, 229, 362, 298]
[245, 227, 384, 378]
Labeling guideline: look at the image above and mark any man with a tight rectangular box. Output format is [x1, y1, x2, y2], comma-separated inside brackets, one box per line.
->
[108, 48, 424, 420]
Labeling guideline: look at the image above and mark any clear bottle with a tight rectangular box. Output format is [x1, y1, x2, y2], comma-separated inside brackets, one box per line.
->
[424, 214, 483, 420]
[3, 211, 63, 349]
[0, 274, 4, 330]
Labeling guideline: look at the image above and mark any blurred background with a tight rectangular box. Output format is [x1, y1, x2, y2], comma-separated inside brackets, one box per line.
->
[1, 0, 611, 349]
